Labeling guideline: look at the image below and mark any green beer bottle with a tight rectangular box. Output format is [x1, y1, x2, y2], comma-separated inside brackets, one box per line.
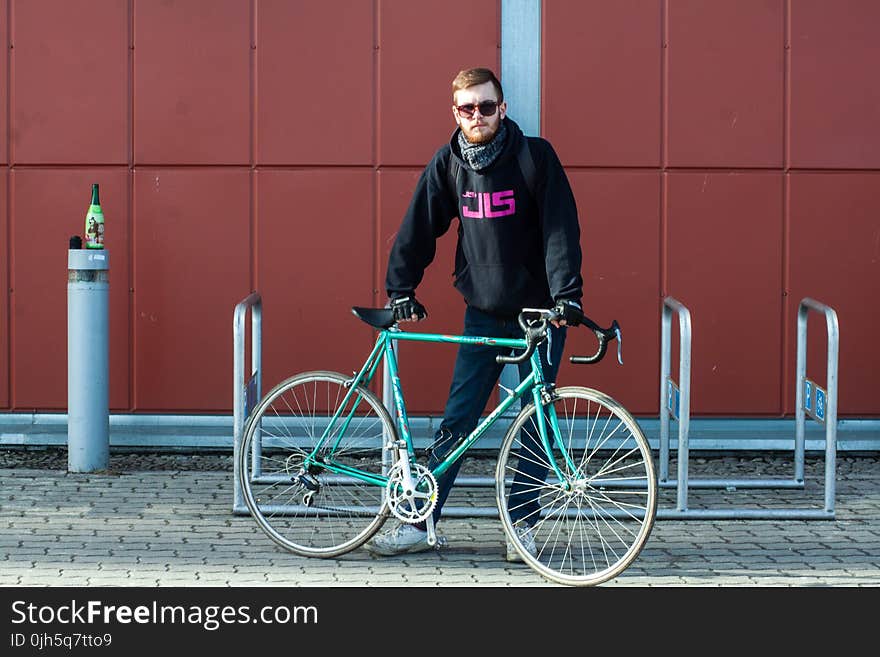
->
[84, 183, 105, 249]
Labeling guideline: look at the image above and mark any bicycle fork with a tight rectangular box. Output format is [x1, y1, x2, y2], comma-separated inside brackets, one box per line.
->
[520, 351, 578, 487]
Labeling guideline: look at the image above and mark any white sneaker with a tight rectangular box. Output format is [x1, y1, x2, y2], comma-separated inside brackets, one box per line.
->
[505, 521, 538, 562]
[365, 522, 443, 556]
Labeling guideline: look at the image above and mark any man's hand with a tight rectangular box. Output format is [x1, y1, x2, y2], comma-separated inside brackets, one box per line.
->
[390, 296, 428, 322]
[552, 299, 582, 328]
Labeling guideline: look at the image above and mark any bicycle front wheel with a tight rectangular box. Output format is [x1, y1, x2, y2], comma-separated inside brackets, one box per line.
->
[496, 386, 657, 586]
[239, 371, 394, 557]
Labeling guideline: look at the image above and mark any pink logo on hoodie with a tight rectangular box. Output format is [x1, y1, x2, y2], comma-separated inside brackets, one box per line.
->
[461, 190, 516, 219]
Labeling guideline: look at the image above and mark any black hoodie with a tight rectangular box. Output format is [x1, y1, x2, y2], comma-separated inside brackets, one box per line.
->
[385, 118, 583, 318]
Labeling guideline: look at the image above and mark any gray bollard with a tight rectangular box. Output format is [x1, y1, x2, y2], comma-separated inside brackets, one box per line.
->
[67, 248, 110, 472]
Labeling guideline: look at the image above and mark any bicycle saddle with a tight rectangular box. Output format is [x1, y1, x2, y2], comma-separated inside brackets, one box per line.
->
[351, 306, 396, 330]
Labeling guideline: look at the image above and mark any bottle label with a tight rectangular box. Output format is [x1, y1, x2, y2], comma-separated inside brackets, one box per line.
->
[85, 204, 105, 249]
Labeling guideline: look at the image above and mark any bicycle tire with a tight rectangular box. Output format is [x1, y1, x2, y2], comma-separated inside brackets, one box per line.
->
[496, 386, 657, 586]
[239, 370, 393, 557]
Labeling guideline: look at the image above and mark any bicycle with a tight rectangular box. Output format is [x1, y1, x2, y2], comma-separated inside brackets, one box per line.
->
[238, 305, 657, 586]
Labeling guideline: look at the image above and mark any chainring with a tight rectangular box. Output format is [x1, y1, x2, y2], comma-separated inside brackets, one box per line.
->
[385, 462, 438, 523]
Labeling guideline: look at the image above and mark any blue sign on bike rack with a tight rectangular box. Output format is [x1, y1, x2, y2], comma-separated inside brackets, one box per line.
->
[803, 377, 826, 424]
[667, 379, 680, 420]
[804, 379, 813, 413]
[815, 387, 827, 423]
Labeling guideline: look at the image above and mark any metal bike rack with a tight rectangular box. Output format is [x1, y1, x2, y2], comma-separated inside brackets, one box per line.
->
[232, 292, 261, 514]
[232, 294, 840, 521]
[796, 298, 840, 517]
[659, 297, 693, 512]
[657, 295, 838, 519]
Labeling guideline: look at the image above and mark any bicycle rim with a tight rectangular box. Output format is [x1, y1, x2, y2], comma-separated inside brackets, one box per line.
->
[496, 386, 657, 586]
[238, 371, 393, 557]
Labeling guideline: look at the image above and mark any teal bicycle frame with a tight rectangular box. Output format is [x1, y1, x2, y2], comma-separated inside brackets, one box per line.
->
[302, 326, 576, 489]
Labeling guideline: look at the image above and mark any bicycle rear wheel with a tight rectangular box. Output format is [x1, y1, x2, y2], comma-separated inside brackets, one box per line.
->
[496, 386, 657, 586]
[238, 371, 393, 557]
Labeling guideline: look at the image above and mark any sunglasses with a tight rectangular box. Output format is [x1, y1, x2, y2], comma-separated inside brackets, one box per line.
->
[455, 100, 499, 118]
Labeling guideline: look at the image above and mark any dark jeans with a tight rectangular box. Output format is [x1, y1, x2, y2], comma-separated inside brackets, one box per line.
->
[416, 305, 566, 529]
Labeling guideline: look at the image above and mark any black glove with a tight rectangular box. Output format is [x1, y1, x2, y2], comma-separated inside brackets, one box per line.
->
[390, 296, 428, 322]
[554, 299, 583, 327]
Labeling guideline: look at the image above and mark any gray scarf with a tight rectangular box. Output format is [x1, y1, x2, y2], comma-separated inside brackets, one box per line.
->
[457, 122, 508, 171]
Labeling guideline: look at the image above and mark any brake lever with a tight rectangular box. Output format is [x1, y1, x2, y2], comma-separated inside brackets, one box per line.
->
[612, 320, 623, 365]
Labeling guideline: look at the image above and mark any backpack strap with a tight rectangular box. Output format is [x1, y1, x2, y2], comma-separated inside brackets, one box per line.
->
[516, 138, 537, 198]
[447, 153, 462, 205]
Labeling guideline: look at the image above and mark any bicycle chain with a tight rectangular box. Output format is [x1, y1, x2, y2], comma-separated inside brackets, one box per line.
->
[284, 459, 436, 522]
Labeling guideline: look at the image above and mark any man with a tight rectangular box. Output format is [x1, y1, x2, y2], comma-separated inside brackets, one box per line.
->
[366, 68, 584, 561]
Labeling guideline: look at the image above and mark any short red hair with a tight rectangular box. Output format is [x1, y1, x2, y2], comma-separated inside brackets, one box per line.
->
[452, 68, 504, 102]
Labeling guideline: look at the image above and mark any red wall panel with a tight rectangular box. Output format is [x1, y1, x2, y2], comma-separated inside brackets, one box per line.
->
[787, 173, 880, 416]
[0, 0, 8, 164]
[255, 169, 375, 391]
[0, 2, 876, 420]
[11, 169, 130, 409]
[790, 0, 880, 168]
[377, 0, 499, 166]
[256, 0, 373, 165]
[562, 171, 661, 415]
[378, 168, 462, 414]
[11, 0, 127, 164]
[133, 169, 249, 410]
[666, 172, 784, 415]
[543, 0, 661, 167]
[134, 0, 250, 165]
[0, 171, 7, 406]
[667, 0, 783, 167]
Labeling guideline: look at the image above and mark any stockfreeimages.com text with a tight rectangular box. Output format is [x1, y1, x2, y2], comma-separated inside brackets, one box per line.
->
[11, 599, 317, 631]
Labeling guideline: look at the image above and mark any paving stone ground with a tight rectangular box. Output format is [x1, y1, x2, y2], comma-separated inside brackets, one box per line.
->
[1, 449, 878, 587]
